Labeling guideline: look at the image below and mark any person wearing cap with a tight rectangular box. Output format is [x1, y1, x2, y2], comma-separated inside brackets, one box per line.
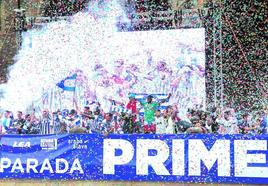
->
[139, 93, 171, 134]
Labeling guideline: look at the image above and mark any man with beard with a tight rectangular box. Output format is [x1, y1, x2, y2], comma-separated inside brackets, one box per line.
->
[139, 93, 171, 133]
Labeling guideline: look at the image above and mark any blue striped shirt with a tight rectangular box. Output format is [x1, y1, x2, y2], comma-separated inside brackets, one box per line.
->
[40, 118, 51, 135]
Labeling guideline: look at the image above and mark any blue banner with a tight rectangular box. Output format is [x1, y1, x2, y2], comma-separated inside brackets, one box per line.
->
[0, 134, 267, 184]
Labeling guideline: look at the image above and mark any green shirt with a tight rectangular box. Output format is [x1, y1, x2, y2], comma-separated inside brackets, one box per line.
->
[141, 102, 158, 123]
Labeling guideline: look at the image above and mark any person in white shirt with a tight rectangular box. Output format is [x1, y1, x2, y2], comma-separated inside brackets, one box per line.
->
[216, 111, 239, 134]
[165, 106, 175, 134]
[0, 111, 12, 134]
[155, 110, 166, 134]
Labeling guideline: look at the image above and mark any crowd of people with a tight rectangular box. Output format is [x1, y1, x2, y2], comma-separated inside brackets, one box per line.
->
[0, 94, 267, 135]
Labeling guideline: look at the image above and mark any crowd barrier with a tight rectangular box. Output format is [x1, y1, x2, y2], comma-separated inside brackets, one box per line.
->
[0, 134, 267, 184]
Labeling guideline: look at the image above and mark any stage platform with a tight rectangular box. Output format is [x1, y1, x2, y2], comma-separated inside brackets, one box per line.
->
[0, 180, 263, 186]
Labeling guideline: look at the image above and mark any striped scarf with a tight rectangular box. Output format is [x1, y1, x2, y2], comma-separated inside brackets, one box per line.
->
[40, 118, 51, 135]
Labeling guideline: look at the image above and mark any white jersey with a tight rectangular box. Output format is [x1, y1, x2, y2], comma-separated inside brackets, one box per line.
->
[165, 117, 175, 134]
[155, 116, 166, 134]
[217, 118, 239, 134]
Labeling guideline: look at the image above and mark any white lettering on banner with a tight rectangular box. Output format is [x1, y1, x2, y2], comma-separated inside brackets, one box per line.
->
[136, 139, 170, 175]
[56, 159, 69, 173]
[40, 159, 54, 173]
[103, 139, 268, 178]
[103, 139, 134, 174]
[70, 159, 84, 174]
[11, 158, 24, 173]
[0, 158, 11, 172]
[13, 141, 31, 148]
[188, 140, 230, 176]
[234, 140, 268, 178]
[172, 140, 185, 175]
[26, 159, 38, 173]
[0, 158, 84, 174]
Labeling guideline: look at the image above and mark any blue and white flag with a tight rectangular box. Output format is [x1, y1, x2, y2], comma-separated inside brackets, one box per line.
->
[110, 100, 126, 113]
[57, 74, 77, 91]
[132, 93, 168, 111]
[133, 93, 168, 102]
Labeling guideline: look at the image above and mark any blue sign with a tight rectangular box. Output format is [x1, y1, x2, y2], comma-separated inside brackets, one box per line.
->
[0, 134, 267, 184]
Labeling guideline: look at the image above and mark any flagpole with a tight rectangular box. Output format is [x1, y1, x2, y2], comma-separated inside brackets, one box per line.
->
[73, 77, 77, 109]
[41, 88, 43, 110]
[52, 88, 54, 113]
[49, 88, 53, 112]
[59, 89, 62, 111]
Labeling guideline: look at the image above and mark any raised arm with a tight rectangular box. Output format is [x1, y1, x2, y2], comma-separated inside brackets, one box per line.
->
[105, 97, 125, 106]
[159, 93, 172, 104]
[73, 98, 80, 113]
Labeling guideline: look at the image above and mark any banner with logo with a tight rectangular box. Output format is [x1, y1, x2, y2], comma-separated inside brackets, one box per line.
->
[0, 134, 267, 184]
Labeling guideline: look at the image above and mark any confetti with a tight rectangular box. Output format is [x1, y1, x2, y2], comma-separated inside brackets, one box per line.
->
[0, 1, 266, 135]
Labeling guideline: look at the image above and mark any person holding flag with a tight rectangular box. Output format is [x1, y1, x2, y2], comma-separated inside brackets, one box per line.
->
[57, 73, 77, 92]
[138, 93, 172, 133]
[56, 73, 77, 108]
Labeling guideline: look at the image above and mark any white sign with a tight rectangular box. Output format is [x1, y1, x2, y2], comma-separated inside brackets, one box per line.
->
[103, 139, 268, 178]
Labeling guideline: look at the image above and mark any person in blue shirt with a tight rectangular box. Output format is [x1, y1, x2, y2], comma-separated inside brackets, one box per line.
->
[260, 109, 267, 134]
[92, 108, 104, 133]
[0, 111, 13, 134]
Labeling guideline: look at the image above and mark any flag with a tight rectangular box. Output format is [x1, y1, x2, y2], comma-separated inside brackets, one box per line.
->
[57, 74, 77, 92]
[110, 100, 126, 113]
[42, 92, 48, 104]
[130, 93, 168, 114]
[132, 93, 168, 102]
